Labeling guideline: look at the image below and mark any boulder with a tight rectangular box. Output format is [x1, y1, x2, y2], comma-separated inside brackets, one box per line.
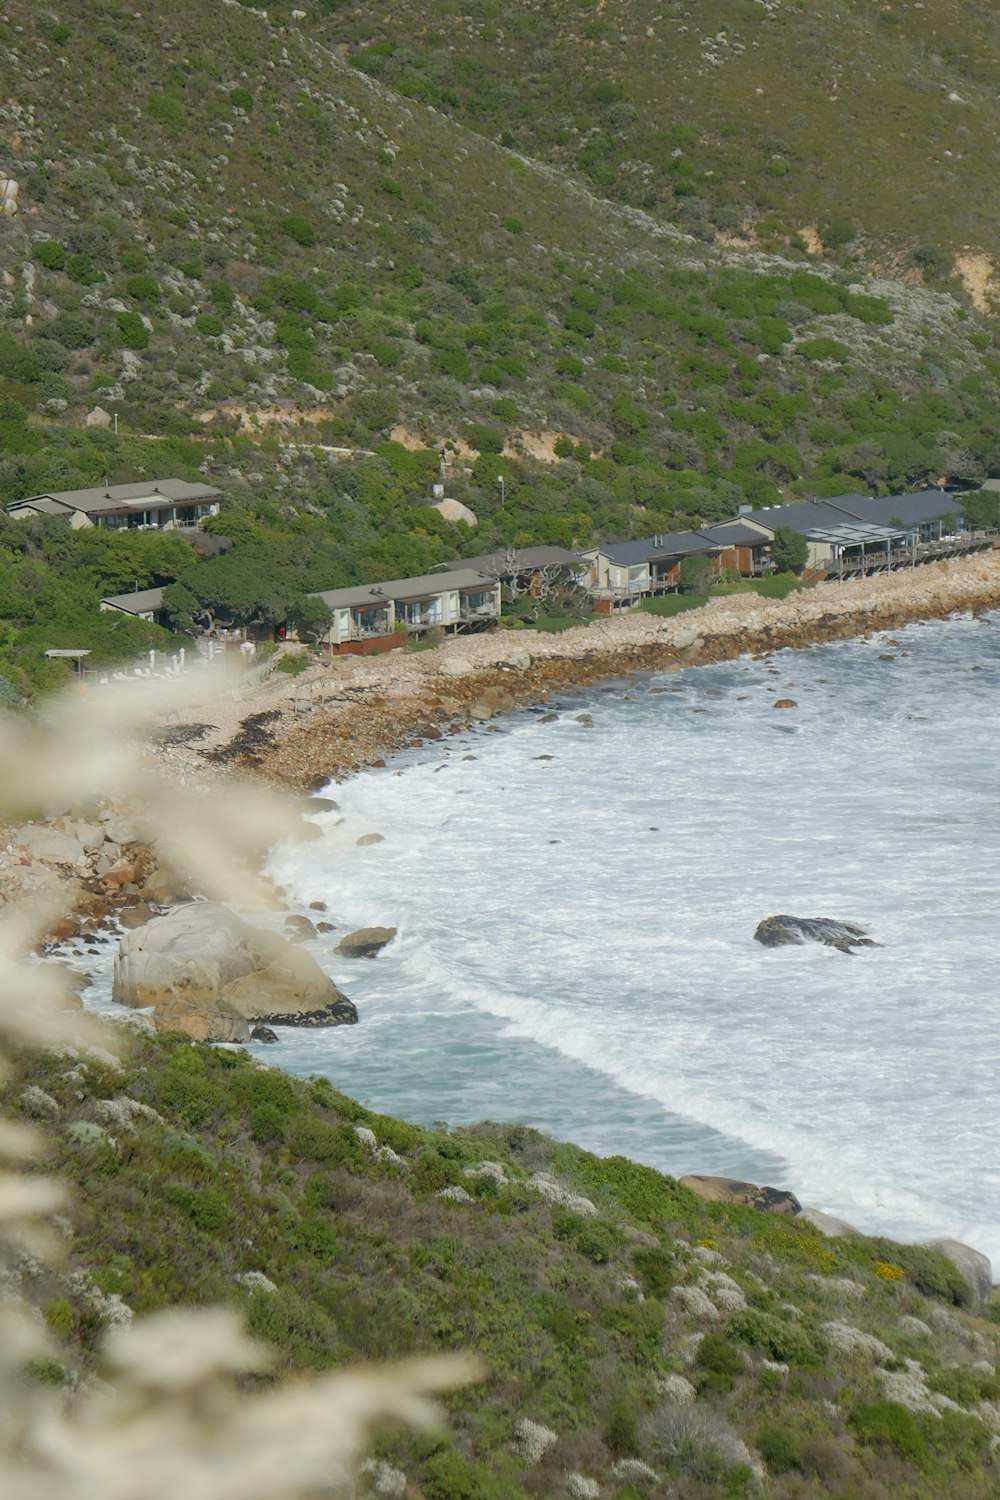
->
[797, 1207, 861, 1238]
[112, 902, 357, 1040]
[118, 903, 158, 931]
[284, 914, 318, 942]
[251, 1025, 279, 1044]
[15, 826, 86, 865]
[102, 814, 153, 847]
[923, 1238, 994, 1308]
[439, 655, 474, 677]
[336, 925, 397, 958]
[356, 832, 385, 847]
[753, 914, 878, 954]
[680, 1174, 802, 1215]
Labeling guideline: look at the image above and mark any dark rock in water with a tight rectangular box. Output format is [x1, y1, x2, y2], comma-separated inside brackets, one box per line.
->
[303, 796, 340, 813]
[251, 1025, 279, 1044]
[754, 914, 878, 954]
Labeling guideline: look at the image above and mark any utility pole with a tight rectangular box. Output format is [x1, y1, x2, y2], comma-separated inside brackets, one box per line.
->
[497, 474, 505, 509]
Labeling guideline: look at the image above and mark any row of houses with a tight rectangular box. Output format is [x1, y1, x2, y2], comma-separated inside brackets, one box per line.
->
[21, 475, 990, 650]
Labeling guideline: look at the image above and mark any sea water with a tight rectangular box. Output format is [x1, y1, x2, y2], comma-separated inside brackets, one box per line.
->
[85, 613, 1000, 1263]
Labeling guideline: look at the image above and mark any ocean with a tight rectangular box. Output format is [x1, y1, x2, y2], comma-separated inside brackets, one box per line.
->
[90, 613, 1000, 1264]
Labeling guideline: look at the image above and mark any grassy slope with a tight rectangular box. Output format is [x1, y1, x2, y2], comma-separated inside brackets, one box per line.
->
[9, 1025, 1000, 1499]
[333, 0, 1000, 262]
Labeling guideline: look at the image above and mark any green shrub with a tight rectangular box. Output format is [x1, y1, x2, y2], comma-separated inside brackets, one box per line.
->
[282, 214, 316, 246]
[66, 252, 100, 285]
[229, 86, 254, 111]
[795, 337, 851, 363]
[850, 1400, 927, 1460]
[693, 1329, 744, 1395]
[34, 239, 65, 271]
[127, 273, 161, 305]
[564, 307, 597, 337]
[631, 1246, 675, 1299]
[196, 312, 224, 336]
[727, 1309, 824, 1367]
[115, 311, 149, 350]
[552, 1210, 622, 1263]
[421, 1449, 527, 1500]
[757, 1423, 800, 1473]
[604, 1395, 640, 1456]
[149, 92, 185, 130]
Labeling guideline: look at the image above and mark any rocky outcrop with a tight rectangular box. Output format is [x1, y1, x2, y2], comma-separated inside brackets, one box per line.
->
[797, 1207, 861, 1237]
[680, 1174, 801, 1215]
[753, 915, 878, 953]
[922, 1238, 994, 1308]
[112, 902, 357, 1042]
[335, 925, 397, 958]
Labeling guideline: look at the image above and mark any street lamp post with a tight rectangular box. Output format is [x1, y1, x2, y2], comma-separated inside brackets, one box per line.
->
[497, 474, 505, 509]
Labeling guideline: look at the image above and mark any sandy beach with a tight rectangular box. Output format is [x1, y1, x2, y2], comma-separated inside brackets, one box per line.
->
[156, 551, 1000, 790]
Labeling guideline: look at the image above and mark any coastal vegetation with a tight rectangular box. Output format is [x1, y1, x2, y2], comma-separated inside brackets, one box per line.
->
[7, 1025, 999, 1497]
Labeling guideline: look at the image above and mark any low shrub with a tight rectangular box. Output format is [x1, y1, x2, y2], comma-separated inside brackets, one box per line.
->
[849, 1400, 927, 1461]
[727, 1309, 824, 1367]
[692, 1330, 744, 1395]
[34, 239, 65, 270]
[756, 1422, 799, 1473]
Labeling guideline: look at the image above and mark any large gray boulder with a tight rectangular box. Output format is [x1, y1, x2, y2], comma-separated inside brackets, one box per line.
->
[754, 915, 878, 954]
[112, 902, 357, 1041]
[923, 1238, 994, 1308]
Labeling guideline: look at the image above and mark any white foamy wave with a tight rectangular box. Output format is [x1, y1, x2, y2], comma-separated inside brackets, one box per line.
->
[267, 614, 1000, 1264]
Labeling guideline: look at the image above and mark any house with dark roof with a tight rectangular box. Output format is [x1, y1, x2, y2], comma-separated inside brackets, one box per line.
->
[697, 520, 773, 576]
[8, 478, 220, 531]
[440, 545, 585, 598]
[581, 530, 726, 608]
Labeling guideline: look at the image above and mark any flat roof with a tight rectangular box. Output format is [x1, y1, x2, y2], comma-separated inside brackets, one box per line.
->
[311, 584, 392, 610]
[806, 522, 910, 546]
[11, 478, 219, 515]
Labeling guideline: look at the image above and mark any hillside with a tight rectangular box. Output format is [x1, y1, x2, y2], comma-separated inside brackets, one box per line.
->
[337, 0, 1000, 272]
[8, 1021, 1000, 1499]
[3, 0, 1000, 694]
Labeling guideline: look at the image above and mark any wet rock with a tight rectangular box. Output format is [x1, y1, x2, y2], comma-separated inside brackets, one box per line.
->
[284, 914, 318, 942]
[754, 914, 878, 953]
[538, 712, 558, 723]
[336, 925, 397, 958]
[680, 1174, 801, 1215]
[303, 797, 339, 813]
[308, 900, 328, 911]
[356, 832, 385, 846]
[575, 712, 594, 726]
[118, 903, 158, 931]
[251, 1025, 279, 1044]
[772, 698, 798, 709]
[113, 902, 357, 1040]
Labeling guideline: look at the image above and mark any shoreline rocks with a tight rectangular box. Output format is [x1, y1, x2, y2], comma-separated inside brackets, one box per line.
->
[335, 925, 397, 958]
[112, 901, 358, 1042]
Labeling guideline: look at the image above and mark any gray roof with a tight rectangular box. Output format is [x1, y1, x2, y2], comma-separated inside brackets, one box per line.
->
[379, 568, 497, 600]
[443, 545, 582, 574]
[805, 521, 910, 546]
[848, 490, 963, 527]
[311, 569, 497, 610]
[742, 498, 870, 534]
[100, 587, 165, 614]
[311, 584, 392, 610]
[588, 529, 722, 565]
[10, 478, 219, 515]
[700, 521, 773, 548]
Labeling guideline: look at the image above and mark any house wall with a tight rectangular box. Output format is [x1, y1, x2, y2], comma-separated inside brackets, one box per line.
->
[328, 631, 407, 656]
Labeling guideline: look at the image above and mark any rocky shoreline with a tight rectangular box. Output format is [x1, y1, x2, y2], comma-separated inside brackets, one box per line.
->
[154, 550, 1000, 790]
[4, 552, 1000, 1287]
